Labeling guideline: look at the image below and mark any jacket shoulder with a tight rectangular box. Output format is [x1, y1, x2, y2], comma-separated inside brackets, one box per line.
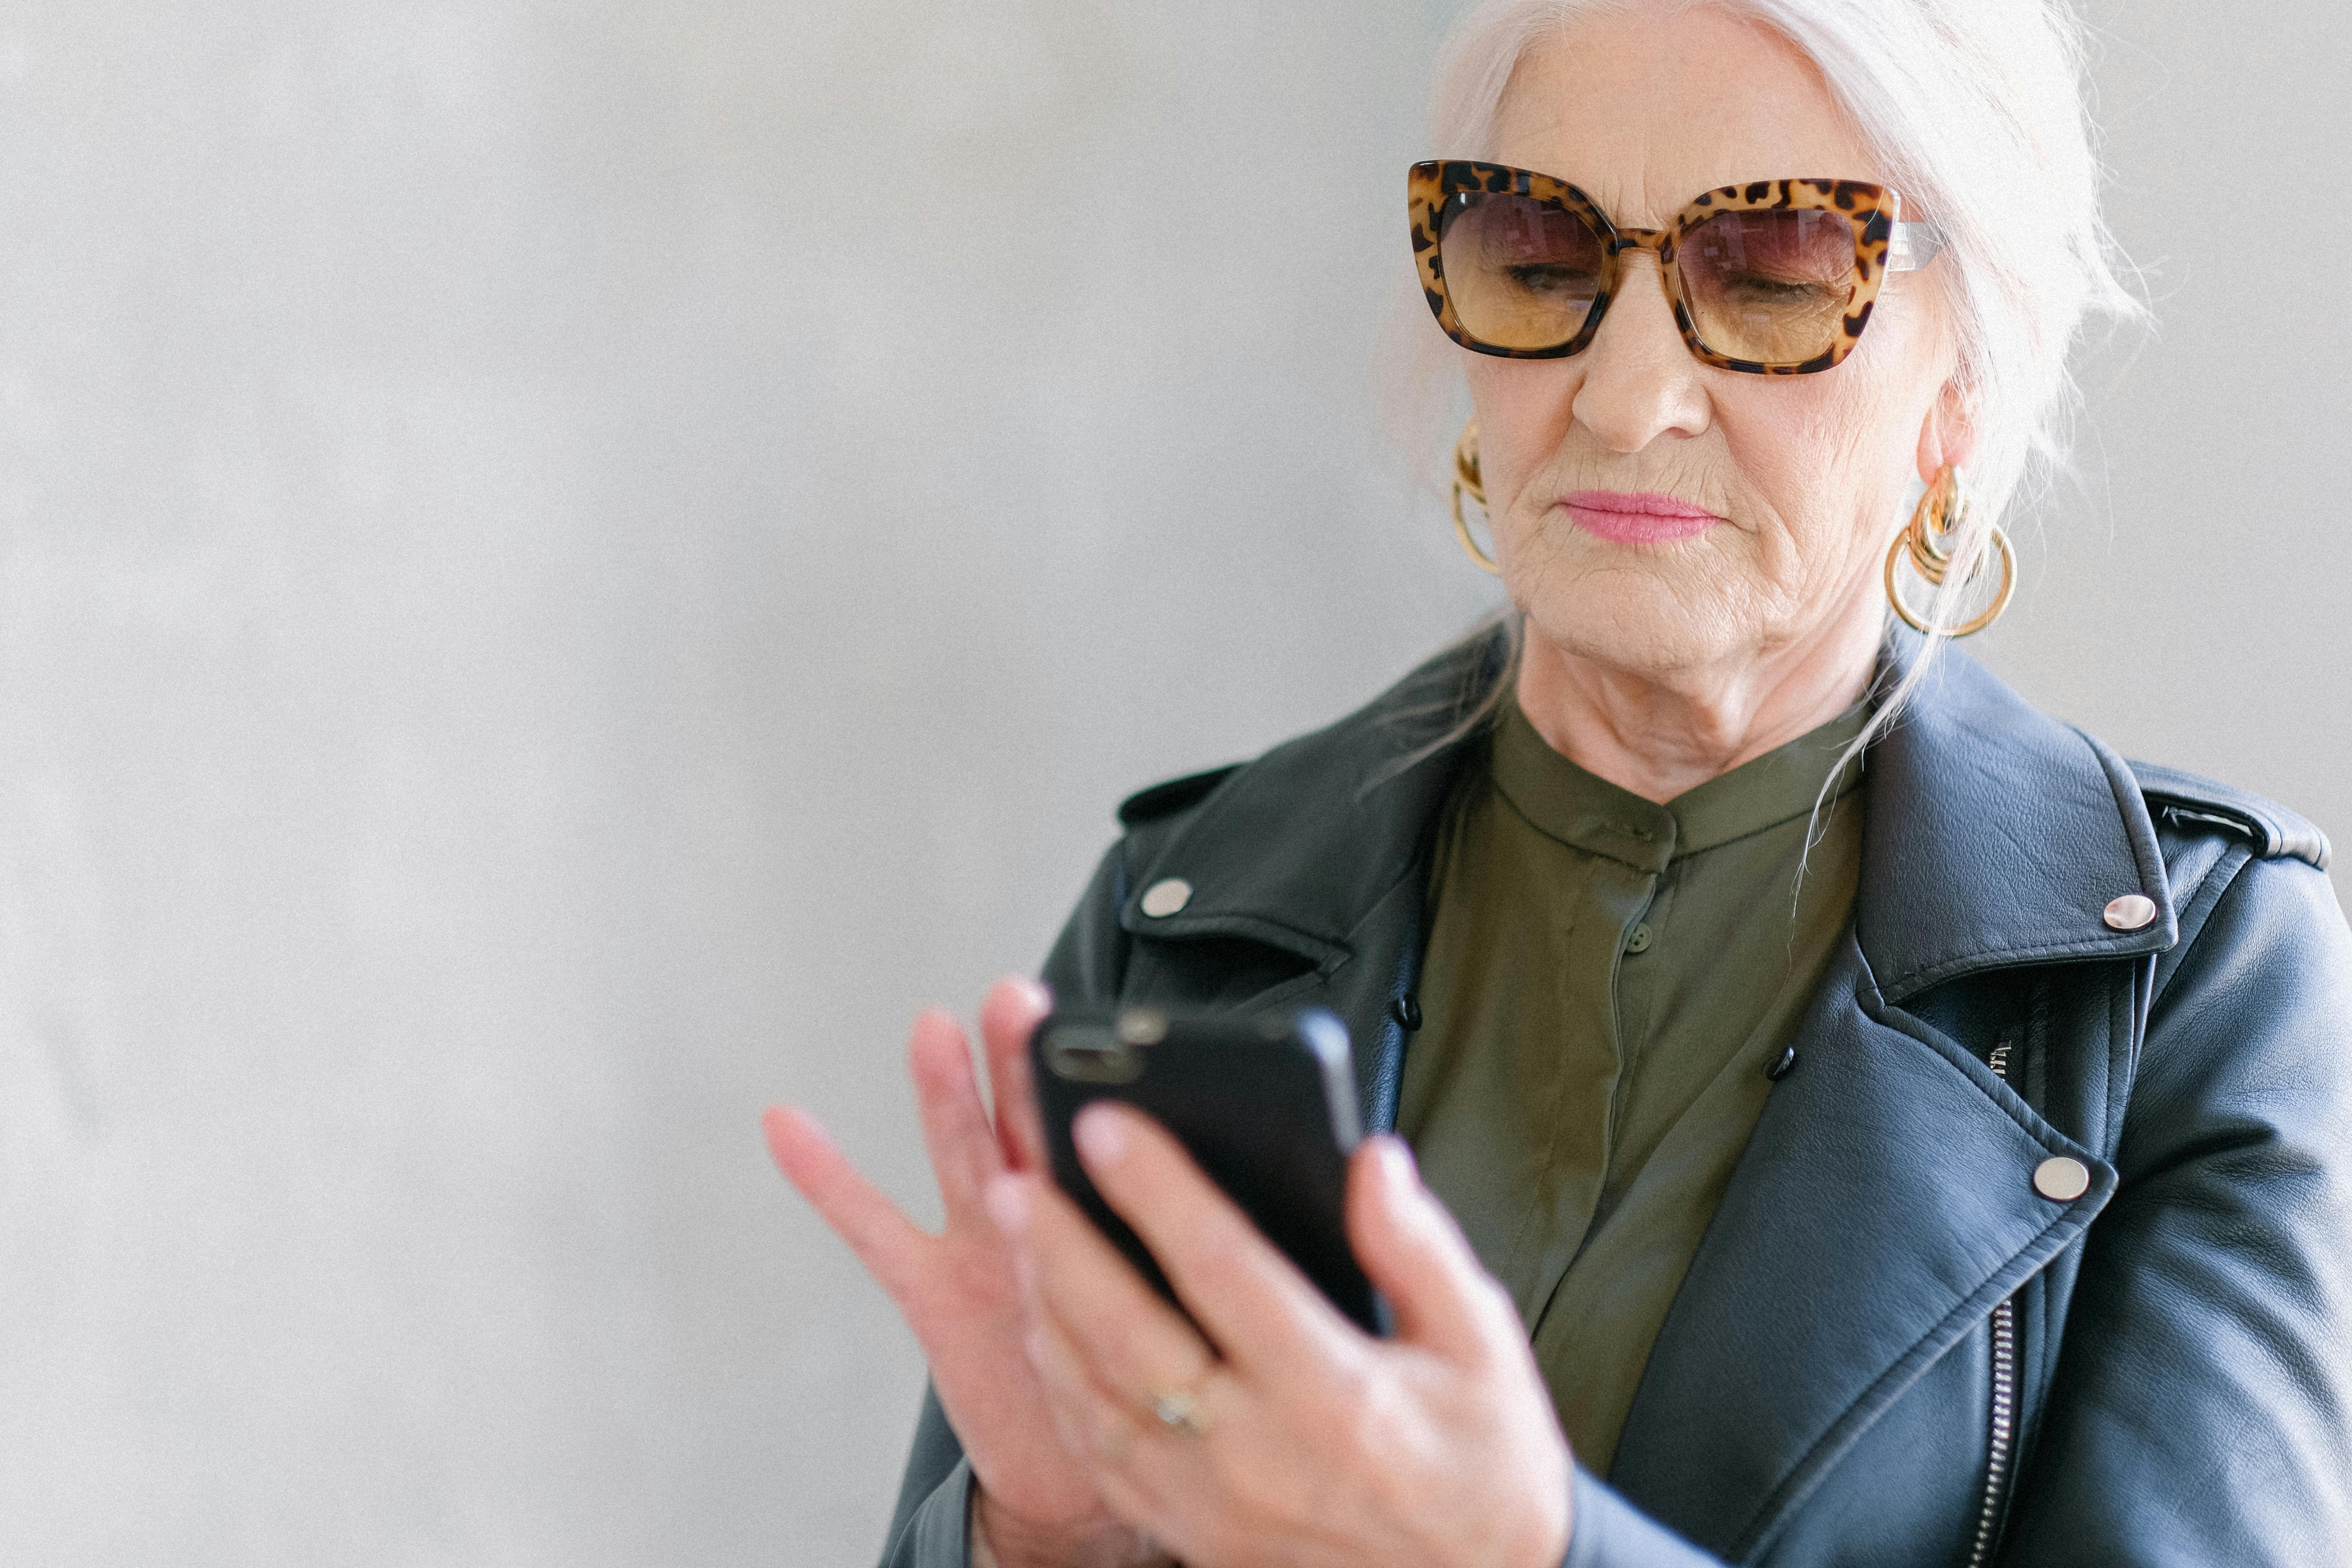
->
[2126, 758, 2330, 871]
[1116, 764, 1242, 829]
[1108, 626, 1508, 836]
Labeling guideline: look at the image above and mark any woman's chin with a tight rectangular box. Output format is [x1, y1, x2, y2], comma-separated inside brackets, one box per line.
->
[1518, 577, 1759, 681]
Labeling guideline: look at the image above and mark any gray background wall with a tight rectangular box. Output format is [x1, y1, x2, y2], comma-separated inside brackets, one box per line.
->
[0, 2, 2341, 1563]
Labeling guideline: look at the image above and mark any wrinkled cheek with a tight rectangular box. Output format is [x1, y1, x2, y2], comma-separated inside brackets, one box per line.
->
[1494, 495, 1570, 573]
[1727, 524, 1838, 620]
[1761, 520, 1896, 633]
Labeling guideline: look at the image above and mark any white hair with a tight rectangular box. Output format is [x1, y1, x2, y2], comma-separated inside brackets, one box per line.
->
[1384, 0, 2143, 751]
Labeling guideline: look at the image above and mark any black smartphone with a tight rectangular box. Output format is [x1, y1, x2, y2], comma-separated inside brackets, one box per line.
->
[1028, 1004, 1387, 1337]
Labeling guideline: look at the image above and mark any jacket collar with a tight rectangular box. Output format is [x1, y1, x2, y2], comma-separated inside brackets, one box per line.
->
[1854, 630, 2176, 1000]
[1118, 626, 2177, 1015]
[1113, 636, 1496, 972]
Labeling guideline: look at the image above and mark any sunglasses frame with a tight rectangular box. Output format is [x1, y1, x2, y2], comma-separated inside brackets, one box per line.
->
[1409, 159, 1932, 375]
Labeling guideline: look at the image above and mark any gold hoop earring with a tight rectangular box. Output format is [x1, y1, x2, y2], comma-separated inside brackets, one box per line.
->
[1884, 464, 2015, 637]
[1451, 421, 1501, 575]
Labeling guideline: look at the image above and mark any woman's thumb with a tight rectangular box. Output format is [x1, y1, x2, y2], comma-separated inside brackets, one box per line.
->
[1345, 1136, 1516, 1360]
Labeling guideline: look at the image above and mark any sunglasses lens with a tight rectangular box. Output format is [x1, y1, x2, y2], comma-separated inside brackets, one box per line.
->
[1676, 208, 1859, 365]
[1438, 192, 1605, 351]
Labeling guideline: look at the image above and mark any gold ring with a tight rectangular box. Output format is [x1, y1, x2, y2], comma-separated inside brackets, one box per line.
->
[1148, 1388, 1208, 1439]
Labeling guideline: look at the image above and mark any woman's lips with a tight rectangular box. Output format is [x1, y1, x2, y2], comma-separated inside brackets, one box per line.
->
[1561, 489, 1723, 544]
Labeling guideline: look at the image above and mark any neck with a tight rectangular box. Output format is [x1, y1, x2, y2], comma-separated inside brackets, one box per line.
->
[1513, 603, 1883, 804]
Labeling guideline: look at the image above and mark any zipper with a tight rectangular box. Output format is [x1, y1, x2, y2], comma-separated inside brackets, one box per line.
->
[1967, 1040, 2022, 1568]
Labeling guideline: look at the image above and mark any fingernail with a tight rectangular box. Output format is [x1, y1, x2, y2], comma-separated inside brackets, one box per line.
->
[985, 1173, 1030, 1236]
[763, 1105, 832, 1157]
[1073, 1103, 1127, 1168]
[1012, 975, 1051, 1010]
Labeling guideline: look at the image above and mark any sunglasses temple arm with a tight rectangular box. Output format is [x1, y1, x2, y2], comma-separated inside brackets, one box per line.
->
[1887, 220, 1946, 273]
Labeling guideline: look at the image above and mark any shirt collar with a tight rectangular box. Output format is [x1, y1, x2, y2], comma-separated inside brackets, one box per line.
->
[1489, 696, 1869, 873]
[1117, 628, 2176, 1002]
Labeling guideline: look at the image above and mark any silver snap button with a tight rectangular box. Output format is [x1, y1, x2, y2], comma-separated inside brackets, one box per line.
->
[2102, 894, 2156, 931]
[1139, 878, 1192, 918]
[1625, 923, 1652, 954]
[2032, 1156, 2091, 1202]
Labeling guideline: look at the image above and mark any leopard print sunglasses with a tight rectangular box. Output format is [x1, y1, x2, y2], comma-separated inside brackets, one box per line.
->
[1409, 160, 1946, 374]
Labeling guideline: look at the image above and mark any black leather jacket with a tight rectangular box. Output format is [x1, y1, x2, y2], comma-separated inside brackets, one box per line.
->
[881, 632, 2352, 1568]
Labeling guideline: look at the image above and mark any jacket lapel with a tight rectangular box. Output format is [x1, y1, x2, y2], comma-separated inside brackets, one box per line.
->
[1612, 641, 2178, 1558]
[1112, 636, 1495, 1127]
[1850, 635, 2176, 1000]
[1608, 939, 2114, 1559]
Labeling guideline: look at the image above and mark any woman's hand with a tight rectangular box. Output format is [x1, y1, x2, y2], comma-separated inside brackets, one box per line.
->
[988, 1101, 1573, 1568]
[763, 979, 1164, 1568]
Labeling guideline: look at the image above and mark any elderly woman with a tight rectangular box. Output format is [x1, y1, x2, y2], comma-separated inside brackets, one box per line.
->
[769, 1, 2352, 1564]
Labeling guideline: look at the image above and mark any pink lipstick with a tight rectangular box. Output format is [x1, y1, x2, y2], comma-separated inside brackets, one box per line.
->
[1562, 489, 1722, 544]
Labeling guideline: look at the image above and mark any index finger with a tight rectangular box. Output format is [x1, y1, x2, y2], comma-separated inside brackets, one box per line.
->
[761, 1105, 927, 1303]
[1072, 1102, 1359, 1380]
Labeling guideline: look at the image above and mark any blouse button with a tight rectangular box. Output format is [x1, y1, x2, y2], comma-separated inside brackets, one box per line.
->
[1625, 923, 1653, 954]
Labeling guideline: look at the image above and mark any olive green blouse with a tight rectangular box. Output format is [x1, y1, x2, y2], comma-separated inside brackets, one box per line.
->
[1397, 697, 1868, 1475]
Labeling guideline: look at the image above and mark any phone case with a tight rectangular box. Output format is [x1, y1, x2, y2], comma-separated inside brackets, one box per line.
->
[1029, 1006, 1387, 1337]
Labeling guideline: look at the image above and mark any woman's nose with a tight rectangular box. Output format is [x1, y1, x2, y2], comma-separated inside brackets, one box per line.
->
[1570, 252, 1712, 453]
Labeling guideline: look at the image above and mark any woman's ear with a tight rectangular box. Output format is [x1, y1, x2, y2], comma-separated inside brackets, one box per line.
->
[1916, 379, 1977, 483]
